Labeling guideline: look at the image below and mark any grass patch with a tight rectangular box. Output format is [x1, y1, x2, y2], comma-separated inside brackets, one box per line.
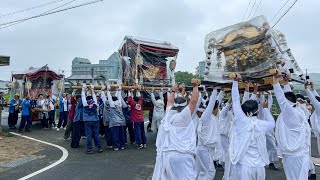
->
[0, 131, 14, 137]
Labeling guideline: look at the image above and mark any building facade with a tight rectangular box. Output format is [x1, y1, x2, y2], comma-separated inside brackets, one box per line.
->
[196, 60, 206, 78]
[67, 52, 121, 85]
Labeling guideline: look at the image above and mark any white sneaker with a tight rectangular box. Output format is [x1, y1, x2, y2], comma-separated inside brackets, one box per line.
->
[143, 144, 147, 148]
[114, 148, 119, 151]
[56, 128, 60, 131]
[63, 127, 66, 130]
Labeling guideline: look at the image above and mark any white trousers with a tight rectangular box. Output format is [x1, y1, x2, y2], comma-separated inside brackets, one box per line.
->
[164, 152, 196, 180]
[236, 163, 265, 180]
[316, 133, 320, 156]
[195, 146, 216, 180]
[266, 133, 278, 163]
[282, 155, 310, 180]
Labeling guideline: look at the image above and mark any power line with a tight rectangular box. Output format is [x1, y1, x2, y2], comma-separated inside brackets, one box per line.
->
[0, 0, 68, 18]
[272, 0, 298, 28]
[242, 0, 252, 20]
[0, 0, 77, 30]
[247, 0, 257, 20]
[269, 0, 290, 23]
[0, 0, 103, 28]
[252, 0, 263, 17]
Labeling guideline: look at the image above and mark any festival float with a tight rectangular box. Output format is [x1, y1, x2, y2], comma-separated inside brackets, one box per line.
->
[203, 16, 305, 91]
[11, 65, 64, 120]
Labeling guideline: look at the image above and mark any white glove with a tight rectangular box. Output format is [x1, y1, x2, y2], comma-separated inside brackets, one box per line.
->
[90, 84, 94, 90]
[160, 87, 163, 92]
[82, 84, 86, 92]
[72, 90, 76, 96]
[118, 85, 122, 91]
[101, 85, 106, 91]
[107, 85, 111, 91]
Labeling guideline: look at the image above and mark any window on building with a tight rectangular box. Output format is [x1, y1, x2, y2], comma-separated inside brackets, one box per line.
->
[97, 80, 100, 83]
[83, 80, 86, 83]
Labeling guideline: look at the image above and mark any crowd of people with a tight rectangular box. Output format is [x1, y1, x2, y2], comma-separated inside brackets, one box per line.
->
[152, 70, 320, 180]
[5, 69, 320, 179]
[6, 83, 153, 154]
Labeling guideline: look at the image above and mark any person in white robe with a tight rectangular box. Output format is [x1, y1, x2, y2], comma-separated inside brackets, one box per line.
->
[230, 74, 275, 180]
[273, 70, 311, 180]
[257, 93, 279, 170]
[242, 82, 258, 104]
[307, 82, 320, 156]
[282, 74, 316, 178]
[152, 79, 199, 180]
[219, 97, 238, 180]
[195, 87, 219, 180]
[305, 82, 320, 180]
[151, 88, 165, 131]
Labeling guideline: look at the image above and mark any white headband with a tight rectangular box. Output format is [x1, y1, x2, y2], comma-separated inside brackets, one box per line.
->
[173, 101, 187, 107]
[197, 108, 205, 112]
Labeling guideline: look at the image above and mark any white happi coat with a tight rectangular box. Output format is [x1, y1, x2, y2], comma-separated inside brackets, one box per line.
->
[230, 81, 275, 180]
[152, 106, 197, 180]
[258, 95, 278, 163]
[274, 83, 311, 180]
[151, 92, 165, 130]
[196, 90, 219, 180]
[219, 102, 237, 180]
[307, 88, 320, 156]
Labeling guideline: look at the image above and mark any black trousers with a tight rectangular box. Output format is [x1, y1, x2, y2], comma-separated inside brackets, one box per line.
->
[8, 112, 19, 128]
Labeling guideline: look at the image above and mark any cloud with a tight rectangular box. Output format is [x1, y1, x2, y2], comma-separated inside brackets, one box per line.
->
[0, 0, 319, 81]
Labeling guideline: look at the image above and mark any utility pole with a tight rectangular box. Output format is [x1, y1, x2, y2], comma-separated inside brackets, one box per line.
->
[91, 67, 94, 84]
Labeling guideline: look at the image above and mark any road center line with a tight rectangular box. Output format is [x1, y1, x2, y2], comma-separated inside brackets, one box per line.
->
[10, 132, 69, 180]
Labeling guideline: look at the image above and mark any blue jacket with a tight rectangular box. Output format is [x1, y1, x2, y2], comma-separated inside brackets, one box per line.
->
[122, 107, 131, 124]
[59, 97, 69, 112]
[9, 99, 22, 113]
[21, 99, 31, 116]
[73, 101, 83, 122]
[83, 102, 98, 122]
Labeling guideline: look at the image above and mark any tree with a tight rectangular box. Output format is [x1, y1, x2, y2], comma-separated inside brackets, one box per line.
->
[175, 71, 199, 86]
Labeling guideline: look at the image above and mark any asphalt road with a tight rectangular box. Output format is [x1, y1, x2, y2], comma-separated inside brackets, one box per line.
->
[1, 113, 320, 180]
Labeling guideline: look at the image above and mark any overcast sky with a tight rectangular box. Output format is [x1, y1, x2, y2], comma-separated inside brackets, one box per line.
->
[0, 0, 319, 81]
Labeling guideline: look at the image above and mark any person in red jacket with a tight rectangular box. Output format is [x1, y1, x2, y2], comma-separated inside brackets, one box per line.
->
[128, 88, 146, 149]
[64, 90, 79, 140]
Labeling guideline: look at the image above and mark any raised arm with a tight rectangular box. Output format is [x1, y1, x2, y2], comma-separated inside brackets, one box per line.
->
[188, 79, 199, 115]
[201, 89, 217, 122]
[268, 94, 273, 110]
[81, 84, 88, 107]
[306, 85, 320, 115]
[217, 90, 225, 106]
[283, 71, 292, 92]
[116, 86, 125, 108]
[100, 86, 107, 103]
[167, 85, 177, 108]
[250, 83, 258, 101]
[106, 85, 115, 108]
[90, 85, 97, 105]
[242, 82, 250, 104]
[232, 79, 246, 121]
[192, 95, 203, 118]
[262, 100, 276, 132]
[220, 98, 231, 119]
[258, 94, 265, 120]
[159, 88, 164, 101]
[150, 90, 158, 106]
[311, 82, 320, 97]
[273, 70, 300, 128]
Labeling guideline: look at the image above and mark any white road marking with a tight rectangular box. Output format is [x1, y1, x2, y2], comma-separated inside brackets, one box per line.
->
[9, 132, 69, 180]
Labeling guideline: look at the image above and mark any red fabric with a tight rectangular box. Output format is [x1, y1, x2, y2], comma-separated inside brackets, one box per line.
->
[68, 97, 77, 121]
[140, 45, 178, 55]
[127, 96, 144, 122]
